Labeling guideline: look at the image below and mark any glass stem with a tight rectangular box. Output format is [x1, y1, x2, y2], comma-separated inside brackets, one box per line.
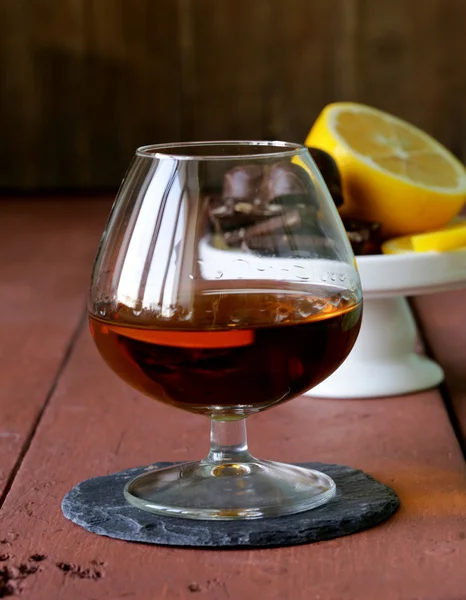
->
[206, 419, 252, 464]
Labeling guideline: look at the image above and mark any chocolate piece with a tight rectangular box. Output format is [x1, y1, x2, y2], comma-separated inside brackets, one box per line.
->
[222, 161, 316, 207]
[308, 147, 344, 208]
[343, 218, 382, 255]
[222, 164, 265, 205]
[223, 208, 333, 259]
[208, 193, 273, 232]
[211, 161, 323, 255]
[262, 162, 315, 203]
[223, 210, 302, 246]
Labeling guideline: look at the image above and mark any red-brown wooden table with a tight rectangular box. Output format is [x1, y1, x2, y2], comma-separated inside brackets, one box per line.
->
[1, 198, 465, 599]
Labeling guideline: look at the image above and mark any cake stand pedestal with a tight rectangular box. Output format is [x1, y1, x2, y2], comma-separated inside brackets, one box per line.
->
[307, 249, 466, 399]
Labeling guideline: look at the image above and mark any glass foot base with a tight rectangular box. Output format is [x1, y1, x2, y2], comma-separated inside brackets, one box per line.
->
[124, 458, 336, 520]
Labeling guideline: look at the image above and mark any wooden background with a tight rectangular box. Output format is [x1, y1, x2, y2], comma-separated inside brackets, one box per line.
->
[1, 0, 465, 190]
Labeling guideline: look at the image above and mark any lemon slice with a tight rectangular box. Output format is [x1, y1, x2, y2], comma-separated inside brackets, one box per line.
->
[382, 221, 466, 254]
[306, 103, 466, 237]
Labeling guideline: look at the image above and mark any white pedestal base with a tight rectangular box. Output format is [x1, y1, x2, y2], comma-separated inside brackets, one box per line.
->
[306, 297, 444, 399]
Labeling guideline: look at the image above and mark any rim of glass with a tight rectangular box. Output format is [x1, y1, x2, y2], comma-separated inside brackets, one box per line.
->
[136, 141, 308, 161]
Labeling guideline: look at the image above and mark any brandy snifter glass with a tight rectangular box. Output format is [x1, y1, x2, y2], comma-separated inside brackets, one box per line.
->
[88, 141, 362, 520]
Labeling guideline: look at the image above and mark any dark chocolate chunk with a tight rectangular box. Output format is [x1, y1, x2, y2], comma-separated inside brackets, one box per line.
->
[208, 193, 271, 232]
[343, 218, 381, 255]
[222, 161, 317, 208]
[308, 147, 344, 207]
[223, 210, 302, 246]
[263, 162, 315, 203]
[210, 160, 325, 254]
[222, 164, 265, 204]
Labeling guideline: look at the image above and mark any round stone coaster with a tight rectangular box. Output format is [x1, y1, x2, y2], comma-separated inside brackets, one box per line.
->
[62, 462, 399, 548]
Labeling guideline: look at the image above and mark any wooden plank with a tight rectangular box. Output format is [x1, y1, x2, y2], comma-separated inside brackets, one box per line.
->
[0, 0, 40, 188]
[183, 0, 270, 141]
[357, 0, 466, 156]
[83, 0, 181, 185]
[1, 323, 465, 597]
[264, 0, 343, 140]
[414, 289, 466, 447]
[1, 0, 465, 188]
[25, 0, 89, 187]
[0, 198, 110, 502]
[0, 0, 181, 189]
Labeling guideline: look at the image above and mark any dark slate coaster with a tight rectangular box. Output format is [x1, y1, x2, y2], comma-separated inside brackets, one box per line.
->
[62, 462, 399, 549]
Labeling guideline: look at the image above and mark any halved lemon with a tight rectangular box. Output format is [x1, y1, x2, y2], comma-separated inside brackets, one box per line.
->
[306, 103, 466, 238]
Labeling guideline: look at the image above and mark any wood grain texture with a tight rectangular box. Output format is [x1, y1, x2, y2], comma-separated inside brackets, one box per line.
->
[357, 0, 466, 155]
[183, 0, 270, 141]
[0, 0, 465, 188]
[0, 0, 39, 188]
[414, 290, 466, 447]
[1, 327, 465, 598]
[0, 198, 111, 502]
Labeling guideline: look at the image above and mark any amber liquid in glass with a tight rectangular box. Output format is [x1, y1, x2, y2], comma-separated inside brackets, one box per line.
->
[89, 291, 361, 417]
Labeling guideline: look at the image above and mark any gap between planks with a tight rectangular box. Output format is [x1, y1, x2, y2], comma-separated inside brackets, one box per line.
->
[0, 308, 88, 509]
[410, 298, 466, 461]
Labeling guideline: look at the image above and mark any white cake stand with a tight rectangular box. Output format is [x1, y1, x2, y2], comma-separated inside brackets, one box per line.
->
[307, 248, 466, 399]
